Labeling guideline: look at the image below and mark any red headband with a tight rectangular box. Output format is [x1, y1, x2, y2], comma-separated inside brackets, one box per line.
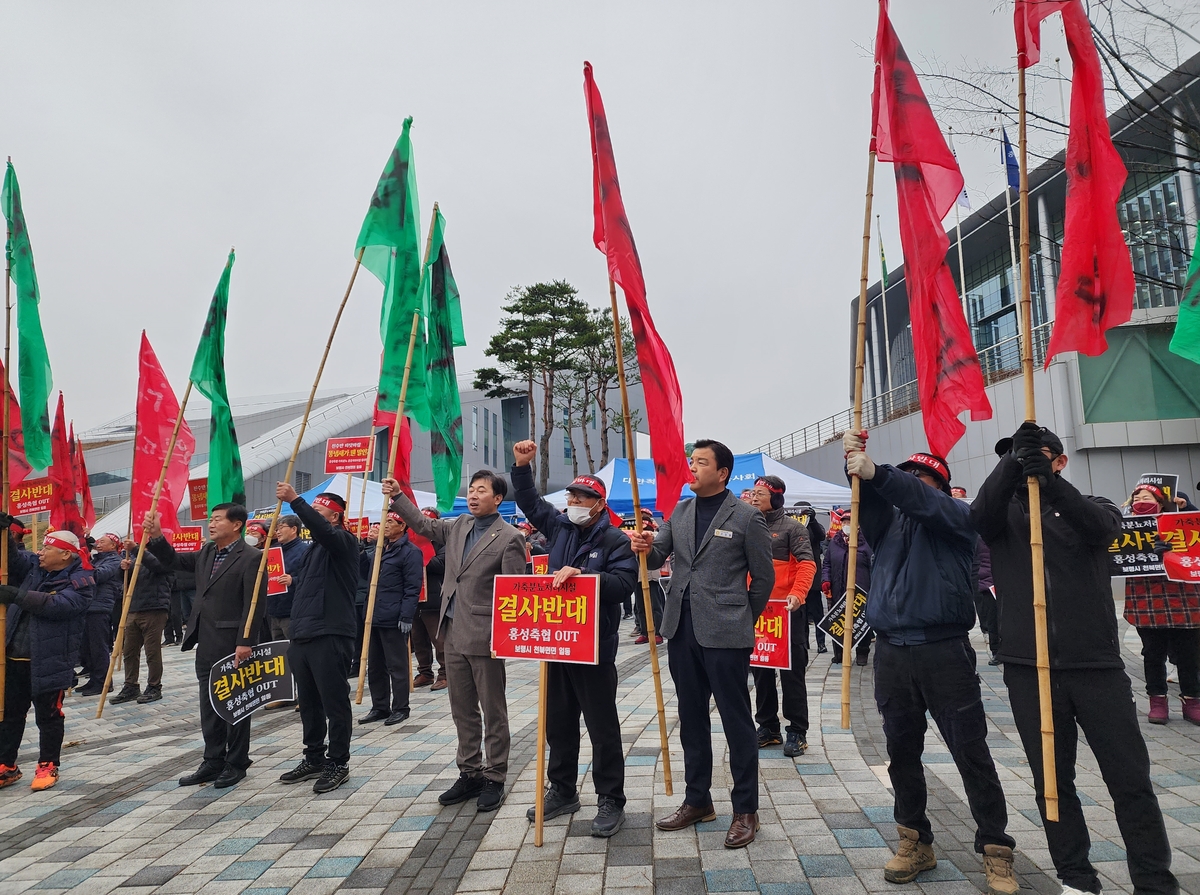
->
[44, 534, 93, 570]
[387, 512, 403, 523]
[104, 532, 124, 547]
[754, 478, 784, 494]
[1135, 484, 1166, 502]
[904, 453, 950, 484]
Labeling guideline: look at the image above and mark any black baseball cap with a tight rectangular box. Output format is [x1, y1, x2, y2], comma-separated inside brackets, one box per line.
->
[994, 426, 1064, 458]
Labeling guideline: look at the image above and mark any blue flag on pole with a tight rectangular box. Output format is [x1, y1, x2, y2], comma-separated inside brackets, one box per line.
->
[1002, 127, 1020, 192]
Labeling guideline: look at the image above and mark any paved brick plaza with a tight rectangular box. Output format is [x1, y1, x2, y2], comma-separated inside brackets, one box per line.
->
[0, 602, 1198, 895]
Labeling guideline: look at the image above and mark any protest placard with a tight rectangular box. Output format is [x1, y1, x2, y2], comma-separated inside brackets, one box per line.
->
[170, 527, 204, 553]
[491, 574, 599, 664]
[1137, 473, 1179, 505]
[208, 641, 294, 725]
[10, 477, 51, 515]
[324, 436, 373, 475]
[188, 478, 208, 520]
[266, 545, 287, 595]
[531, 555, 549, 575]
[1156, 512, 1200, 584]
[1108, 516, 1165, 577]
[750, 600, 791, 669]
[817, 585, 872, 650]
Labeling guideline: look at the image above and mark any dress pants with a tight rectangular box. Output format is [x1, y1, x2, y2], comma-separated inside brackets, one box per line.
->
[165, 592, 183, 643]
[123, 610, 168, 689]
[289, 635, 354, 765]
[198, 677, 251, 770]
[1137, 626, 1200, 698]
[873, 636, 1013, 854]
[444, 618, 509, 783]
[80, 613, 112, 680]
[668, 601, 758, 814]
[1004, 664, 1177, 895]
[267, 616, 292, 641]
[753, 606, 809, 736]
[805, 592, 826, 649]
[411, 611, 444, 678]
[633, 580, 665, 637]
[974, 589, 999, 653]
[546, 661, 625, 806]
[367, 626, 410, 713]
[0, 660, 64, 766]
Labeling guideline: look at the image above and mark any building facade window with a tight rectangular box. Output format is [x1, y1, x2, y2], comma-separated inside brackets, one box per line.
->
[563, 408, 572, 461]
[483, 407, 490, 466]
[1119, 169, 1193, 309]
[472, 406, 478, 450]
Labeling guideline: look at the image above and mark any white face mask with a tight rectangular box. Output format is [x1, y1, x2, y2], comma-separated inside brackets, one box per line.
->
[245, 535, 259, 547]
[566, 505, 598, 526]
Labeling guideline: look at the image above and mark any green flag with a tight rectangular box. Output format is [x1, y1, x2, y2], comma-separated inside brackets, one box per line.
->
[1169, 223, 1200, 365]
[2, 162, 53, 470]
[357, 118, 428, 427]
[421, 207, 466, 512]
[190, 250, 245, 512]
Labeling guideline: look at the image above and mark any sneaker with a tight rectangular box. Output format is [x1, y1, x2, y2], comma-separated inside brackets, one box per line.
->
[884, 825, 937, 883]
[31, 762, 58, 791]
[526, 787, 581, 822]
[412, 673, 435, 688]
[756, 726, 782, 748]
[136, 686, 162, 704]
[988, 652, 1002, 666]
[591, 798, 626, 838]
[816, 645, 828, 654]
[438, 773, 486, 806]
[476, 779, 505, 812]
[783, 732, 807, 757]
[0, 764, 22, 788]
[982, 844, 1020, 895]
[313, 763, 349, 794]
[110, 683, 141, 705]
[279, 758, 325, 784]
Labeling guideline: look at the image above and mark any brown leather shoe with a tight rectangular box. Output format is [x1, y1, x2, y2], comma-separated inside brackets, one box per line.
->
[412, 673, 435, 688]
[430, 677, 448, 692]
[724, 812, 759, 848]
[655, 802, 716, 831]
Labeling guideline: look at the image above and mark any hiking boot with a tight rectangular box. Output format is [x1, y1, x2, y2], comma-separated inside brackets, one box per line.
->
[591, 797, 625, 838]
[110, 683, 141, 705]
[982, 844, 1020, 895]
[279, 758, 325, 784]
[313, 763, 349, 794]
[526, 787, 581, 822]
[412, 672, 435, 688]
[884, 825, 937, 883]
[1148, 694, 1169, 724]
[476, 779, 505, 812]
[783, 732, 807, 757]
[438, 773, 485, 806]
[756, 726, 782, 748]
[136, 686, 162, 704]
[31, 762, 58, 792]
[0, 764, 22, 789]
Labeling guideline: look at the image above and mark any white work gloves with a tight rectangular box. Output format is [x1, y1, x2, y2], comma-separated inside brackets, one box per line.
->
[843, 430, 876, 481]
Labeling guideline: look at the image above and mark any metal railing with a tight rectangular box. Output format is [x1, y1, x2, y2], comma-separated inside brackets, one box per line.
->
[753, 322, 1052, 460]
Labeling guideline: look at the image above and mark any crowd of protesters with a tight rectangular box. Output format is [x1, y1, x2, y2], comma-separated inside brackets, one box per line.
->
[0, 425, 1194, 895]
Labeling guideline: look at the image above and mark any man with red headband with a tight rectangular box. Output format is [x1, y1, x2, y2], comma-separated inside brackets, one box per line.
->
[0, 528, 92, 791]
[842, 431, 1018, 894]
[78, 533, 123, 696]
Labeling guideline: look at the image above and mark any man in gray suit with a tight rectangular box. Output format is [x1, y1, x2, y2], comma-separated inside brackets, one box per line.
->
[629, 439, 774, 848]
[382, 470, 526, 812]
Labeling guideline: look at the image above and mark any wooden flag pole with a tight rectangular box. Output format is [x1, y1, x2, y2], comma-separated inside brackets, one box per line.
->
[244, 248, 366, 638]
[356, 309, 422, 704]
[97, 380, 194, 719]
[608, 278, 673, 796]
[0, 207, 11, 721]
[842, 147, 877, 729]
[533, 662, 549, 846]
[1017, 66, 1058, 822]
[356, 433, 373, 533]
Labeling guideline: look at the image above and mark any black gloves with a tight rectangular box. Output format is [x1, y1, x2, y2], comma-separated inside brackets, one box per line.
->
[1020, 450, 1053, 486]
[1153, 537, 1173, 559]
[0, 513, 16, 531]
[0, 585, 19, 605]
[1010, 421, 1043, 458]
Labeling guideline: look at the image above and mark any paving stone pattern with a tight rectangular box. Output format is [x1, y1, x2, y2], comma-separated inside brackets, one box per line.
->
[0, 599, 1197, 894]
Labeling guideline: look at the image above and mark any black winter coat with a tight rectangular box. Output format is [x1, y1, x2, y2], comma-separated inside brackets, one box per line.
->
[127, 548, 172, 613]
[7, 548, 92, 694]
[288, 496, 360, 641]
[89, 550, 123, 615]
[822, 527, 872, 598]
[268, 536, 311, 618]
[370, 537, 423, 627]
[421, 542, 445, 614]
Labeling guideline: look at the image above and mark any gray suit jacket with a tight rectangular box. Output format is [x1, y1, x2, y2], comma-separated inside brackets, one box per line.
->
[646, 492, 774, 649]
[391, 493, 527, 656]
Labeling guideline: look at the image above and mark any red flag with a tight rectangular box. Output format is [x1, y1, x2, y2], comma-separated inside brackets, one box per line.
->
[390, 414, 435, 564]
[1016, 0, 1134, 365]
[872, 1, 992, 457]
[48, 394, 84, 539]
[71, 426, 96, 530]
[584, 62, 691, 517]
[131, 332, 196, 541]
[0, 358, 32, 487]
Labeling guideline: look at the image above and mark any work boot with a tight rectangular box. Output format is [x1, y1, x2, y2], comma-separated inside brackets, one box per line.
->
[982, 844, 1020, 895]
[884, 825, 937, 883]
[1182, 696, 1200, 726]
[1148, 694, 1169, 724]
[110, 683, 141, 705]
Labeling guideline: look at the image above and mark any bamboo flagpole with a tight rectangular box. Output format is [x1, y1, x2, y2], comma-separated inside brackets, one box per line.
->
[244, 248, 366, 637]
[1017, 67, 1058, 822]
[97, 381, 194, 719]
[0, 208, 11, 721]
[608, 278, 673, 795]
[533, 661, 550, 845]
[842, 148, 877, 729]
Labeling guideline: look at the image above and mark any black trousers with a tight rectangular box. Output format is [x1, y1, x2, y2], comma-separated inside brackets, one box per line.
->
[0, 660, 64, 766]
[198, 677, 251, 770]
[165, 591, 183, 643]
[668, 602, 758, 814]
[1004, 664, 1177, 895]
[546, 661, 625, 807]
[873, 636, 1013, 853]
[833, 629, 875, 662]
[1137, 626, 1200, 698]
[806, 592, 826, 648]
[80, 612, 112, 680]
[289, 635, 355, 765]
[411, 611, 444, 678]
[633, 580, 665, 637]
[752, 606, 809, 736]
[974, 589, 999, 652]
[367, 626, 410, 713]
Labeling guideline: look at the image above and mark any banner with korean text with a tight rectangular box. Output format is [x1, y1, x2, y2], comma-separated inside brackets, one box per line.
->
[324, 436, 373, 475]
[10, 476, 51, 515]
[1108, 516, 1165, 577]
[208, 641, 294, 725]
[818, 585, 872, 650]
[170, 527, 204, 554]
[1157, 512, 1200, 584]
[188, 478, 208, 520]
[750, 600, 791, 669]
[491, 574, 599, 664]
[266, 546, 287, 595]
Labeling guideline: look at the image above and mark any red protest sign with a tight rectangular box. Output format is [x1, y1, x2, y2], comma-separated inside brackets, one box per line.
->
[531, 555, 549, 575]
[10, 476, 52, 515]
[750, 600, 792, 669]
[1157, 512, 1200, 584]
[188, 478, 208, 520]
[171, 527, 204, 553]
[324, 436, 373, 475]
[265, 546, 287, 595]
[344, 517, 371, 538]
[491, 574, 599, 664]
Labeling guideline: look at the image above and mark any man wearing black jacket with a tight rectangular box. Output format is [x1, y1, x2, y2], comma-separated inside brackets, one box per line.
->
[412, 509, 446, 691]
[273, 486, 360, 794]
[78, 534, 122, 696]
[971, 424, 1177, 895]
[511, 441, 640, 837]
[110, 541, 173, 706]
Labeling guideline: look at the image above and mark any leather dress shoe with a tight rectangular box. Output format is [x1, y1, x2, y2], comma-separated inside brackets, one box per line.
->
[178, 762, 223, 786]
[724, 812, 759, 848]
[655, 802, 716, 831]
[384, 709, 410, 726]
[214, 766, 246, 789]
[359, 708, 389, 724]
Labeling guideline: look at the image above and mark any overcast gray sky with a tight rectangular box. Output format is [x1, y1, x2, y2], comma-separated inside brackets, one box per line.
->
[2, 1, 1074, 451]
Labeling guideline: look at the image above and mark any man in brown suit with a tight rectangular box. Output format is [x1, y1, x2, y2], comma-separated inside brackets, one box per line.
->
[145, 504, 266, 789]
[382, 471, 525, 812]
